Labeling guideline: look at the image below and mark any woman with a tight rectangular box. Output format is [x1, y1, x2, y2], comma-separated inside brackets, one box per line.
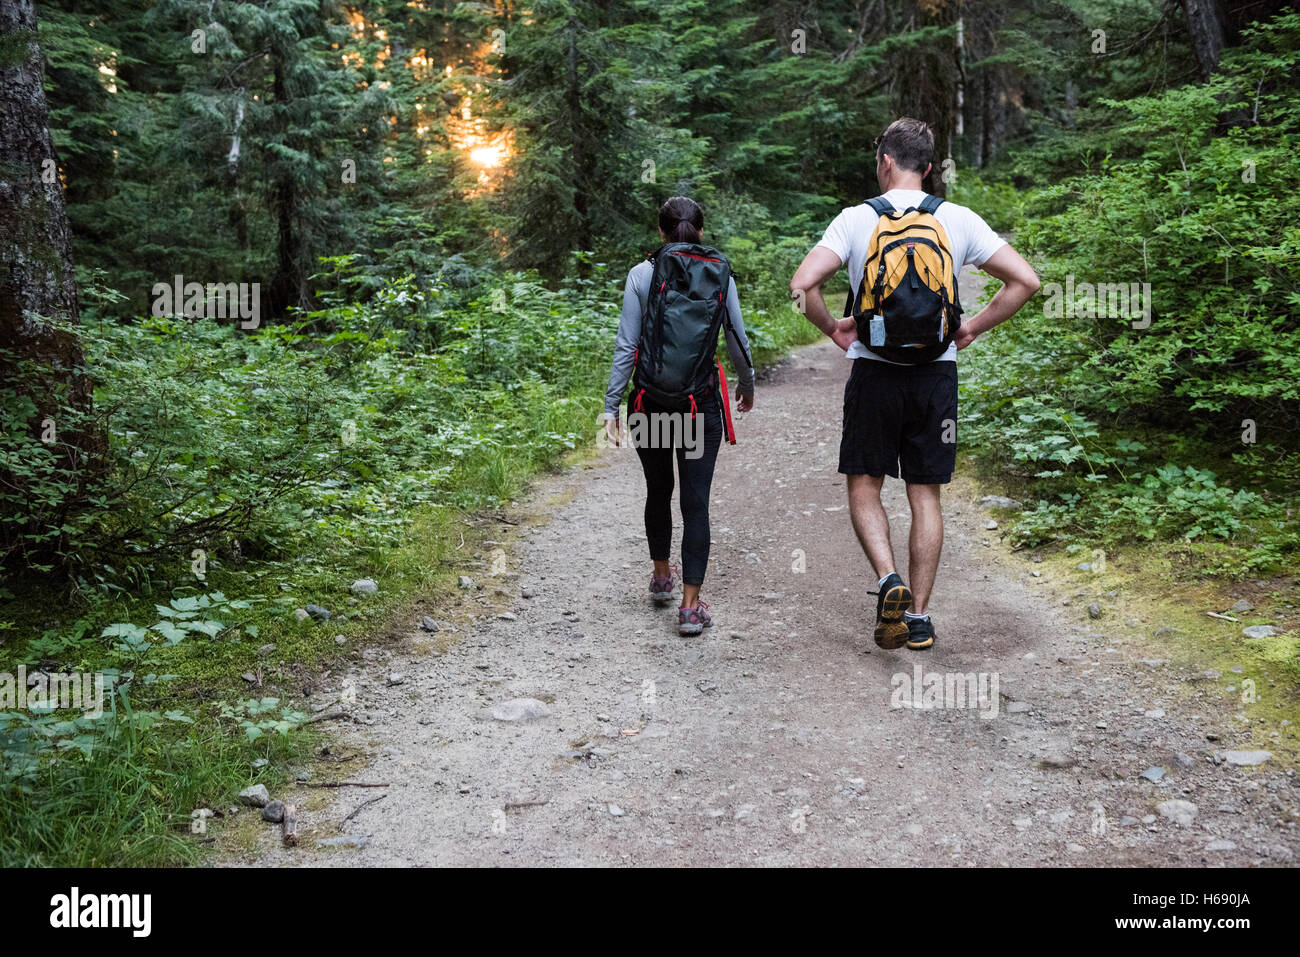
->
[603, 196, 755, 636]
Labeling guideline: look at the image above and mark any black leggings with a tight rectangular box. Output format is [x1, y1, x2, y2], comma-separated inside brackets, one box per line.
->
[633, 394, 723, 586]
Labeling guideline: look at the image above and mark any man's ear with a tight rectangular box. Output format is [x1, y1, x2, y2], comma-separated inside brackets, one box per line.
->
[924, 162, 932, 180]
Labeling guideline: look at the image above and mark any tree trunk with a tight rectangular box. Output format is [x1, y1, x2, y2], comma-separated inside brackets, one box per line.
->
[268, 53, 309, 316]
[566, 17, 592, 257]
[1183, 0, 1227, 80]
[0, 0, 99, 479]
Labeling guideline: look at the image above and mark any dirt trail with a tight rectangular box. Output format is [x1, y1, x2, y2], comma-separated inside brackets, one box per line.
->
[230, 314, 1298, 868]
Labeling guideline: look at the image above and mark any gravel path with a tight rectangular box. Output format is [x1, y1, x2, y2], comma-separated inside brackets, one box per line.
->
[229, 303, 1298, 867]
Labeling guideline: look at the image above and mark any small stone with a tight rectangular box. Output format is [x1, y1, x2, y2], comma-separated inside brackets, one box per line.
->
[521, 586, 536, 599]
[496, 612, 517, 621]
[335, 634, 347, 645]
[458, 576, 474, 590]
[1154, 626, 1182, 638]
[1144, 708, 1165, 718]
[489, 697, 551, 722]
[1031, 571, 1041, 578]
[1205, 839, 1237, 852]
[304, 604, 331, 621]
[350, 579, 379, 596]
[1174, 752, 1196, 770]
[1230, 599, 1254, 613]
[1088, 603, 1102, 619]
[1095, 720, 1108, 730]
[1007, 701, 1032, 713]
[1220, 749, 1271, 766]
[1119, 816, 1140, 827]
[984, 519, 998, 530]
[257, 643, 277, 656]
[294, 608, 309, 622]
[241, 672, 257, 683]
[419, 616, 438, 632]
[1077, 562, 1092, 572]
[387, 673, 407, 686]
[1242, 625, 1276, 639]
[251, 758, 268, 769]
[979, 495, 1024, 510]
[238, 784, 270, 808]
[1156, 799, 1197, 826]
[1139, 766, 1166, 783]
[608, 804, 625, 817]
[262, 800, 286, 823]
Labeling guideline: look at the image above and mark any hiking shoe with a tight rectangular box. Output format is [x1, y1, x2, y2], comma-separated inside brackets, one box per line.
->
[650, 565, 679, 606]
[870, 572, 912, 649]
[678, 600, 712, 636]
[905, 615, 936, 651]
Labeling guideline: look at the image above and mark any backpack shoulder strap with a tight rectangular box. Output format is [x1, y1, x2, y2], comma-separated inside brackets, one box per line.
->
[865, 196, 895, 216]
[918, 194, 944, 215]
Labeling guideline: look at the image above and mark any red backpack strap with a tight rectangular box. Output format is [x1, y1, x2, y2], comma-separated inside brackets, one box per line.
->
[716, 359, 736, 445]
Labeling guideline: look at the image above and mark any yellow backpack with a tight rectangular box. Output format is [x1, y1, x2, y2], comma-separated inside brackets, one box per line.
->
[847, 194, 962, 363]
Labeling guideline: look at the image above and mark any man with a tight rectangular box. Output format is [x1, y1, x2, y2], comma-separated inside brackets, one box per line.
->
[790, 117, 1040, 651]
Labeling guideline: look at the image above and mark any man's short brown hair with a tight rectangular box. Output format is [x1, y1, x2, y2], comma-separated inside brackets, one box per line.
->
[876, 118, 934, 175]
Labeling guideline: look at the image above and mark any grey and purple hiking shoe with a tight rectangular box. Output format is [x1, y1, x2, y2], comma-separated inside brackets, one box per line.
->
[650, 565, 679, 606]
[678, 600, 712, 636]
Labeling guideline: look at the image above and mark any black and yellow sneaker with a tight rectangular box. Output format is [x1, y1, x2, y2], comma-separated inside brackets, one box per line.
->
[905, 615, 936, 651]
[869, 572, 912, 649]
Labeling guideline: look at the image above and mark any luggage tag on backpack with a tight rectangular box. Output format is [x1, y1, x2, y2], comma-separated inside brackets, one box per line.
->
[868, 315, 886, 347]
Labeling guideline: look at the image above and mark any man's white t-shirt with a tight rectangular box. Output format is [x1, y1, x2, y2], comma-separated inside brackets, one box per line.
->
[815, 188, 1006, 364]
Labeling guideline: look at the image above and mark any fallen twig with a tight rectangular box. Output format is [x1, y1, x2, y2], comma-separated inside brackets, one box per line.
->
[503, 798, 550, 811]
[300, 780, 390, 789]
[340, 794, 387, 831]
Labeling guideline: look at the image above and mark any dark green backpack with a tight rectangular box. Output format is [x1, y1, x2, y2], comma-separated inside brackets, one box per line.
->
[632, 242, 749, 413]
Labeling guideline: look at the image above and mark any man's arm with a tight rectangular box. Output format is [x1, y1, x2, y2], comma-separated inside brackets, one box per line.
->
[790, 246, 858, 352]
[954, 245, 1040, 349]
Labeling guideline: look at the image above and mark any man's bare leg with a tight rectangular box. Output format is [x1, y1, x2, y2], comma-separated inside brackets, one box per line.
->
[904, 482, 944, 615]
[846, 474, 894, 577]
[848, 473, 912, 648]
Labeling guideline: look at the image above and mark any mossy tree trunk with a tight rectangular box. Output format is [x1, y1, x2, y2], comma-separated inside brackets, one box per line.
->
[0, 0, 101, 563]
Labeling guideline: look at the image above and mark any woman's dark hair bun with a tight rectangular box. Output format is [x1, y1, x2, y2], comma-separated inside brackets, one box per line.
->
[659, 195, 703, 245]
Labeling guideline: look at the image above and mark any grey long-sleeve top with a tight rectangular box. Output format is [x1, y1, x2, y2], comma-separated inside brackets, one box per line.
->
[604, 258, 756, 418]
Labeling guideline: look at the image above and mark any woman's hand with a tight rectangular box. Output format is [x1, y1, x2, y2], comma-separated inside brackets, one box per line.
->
[603, 416, 622, 447]
[735, 388, 754, 413]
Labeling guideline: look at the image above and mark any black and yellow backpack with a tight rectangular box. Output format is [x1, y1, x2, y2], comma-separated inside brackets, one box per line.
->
[845, 194, 962, 364]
